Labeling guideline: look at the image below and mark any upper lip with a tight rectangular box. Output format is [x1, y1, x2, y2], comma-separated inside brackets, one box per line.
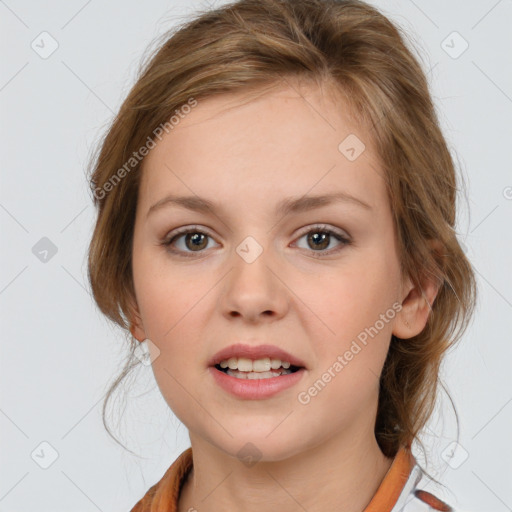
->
[209, 343, 307, 369]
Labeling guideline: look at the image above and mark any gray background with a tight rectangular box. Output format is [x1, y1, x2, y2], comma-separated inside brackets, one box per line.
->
[1, 0, 511, 510]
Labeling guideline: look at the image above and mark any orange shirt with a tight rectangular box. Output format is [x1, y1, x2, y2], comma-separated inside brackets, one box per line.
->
[129, 445, 455, 511]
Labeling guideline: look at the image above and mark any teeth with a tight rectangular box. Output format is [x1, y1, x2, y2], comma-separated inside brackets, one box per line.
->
[227, 369, 292, 379]
[270, 358, 281, 370]
[237, 357, 253, 372]
[253, 357, 271, 372]
[218, 356, 294, 372]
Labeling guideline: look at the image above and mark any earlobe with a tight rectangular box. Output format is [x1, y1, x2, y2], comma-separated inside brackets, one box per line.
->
[392, 281, 416, 339]
[130, 321, 146, 342]
[127, 297, 146, 342]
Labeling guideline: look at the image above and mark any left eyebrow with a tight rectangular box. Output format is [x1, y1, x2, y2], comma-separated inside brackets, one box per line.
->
[146, 191, 372, 219]
[275, 191, 372, 216]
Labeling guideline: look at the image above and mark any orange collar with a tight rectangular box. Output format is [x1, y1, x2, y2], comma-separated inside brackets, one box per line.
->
[364, 445, 416, 511]
[130, 445, 417, 512]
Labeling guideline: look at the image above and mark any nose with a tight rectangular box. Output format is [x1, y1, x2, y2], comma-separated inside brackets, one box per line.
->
[220, 244, 289, 324]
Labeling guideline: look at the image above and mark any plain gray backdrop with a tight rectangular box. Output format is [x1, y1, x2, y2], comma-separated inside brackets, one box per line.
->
[1, 0, 511, 510]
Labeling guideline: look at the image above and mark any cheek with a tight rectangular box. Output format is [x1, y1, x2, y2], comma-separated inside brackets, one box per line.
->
[305, 256, 399, 398]
[133, 248, 212, 339]
[134, 261, 212, 419]
[131, 250, 216, 410]
[314, 261, 398, 342]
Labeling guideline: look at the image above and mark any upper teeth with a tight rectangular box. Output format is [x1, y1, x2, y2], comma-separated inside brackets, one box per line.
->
[219, 357, 291, 372]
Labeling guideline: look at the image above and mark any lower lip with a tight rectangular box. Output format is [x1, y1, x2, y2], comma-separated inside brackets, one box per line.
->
[209, 366, 306, 400]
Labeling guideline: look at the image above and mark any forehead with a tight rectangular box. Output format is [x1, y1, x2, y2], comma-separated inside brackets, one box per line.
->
[138, 80, 387, 214]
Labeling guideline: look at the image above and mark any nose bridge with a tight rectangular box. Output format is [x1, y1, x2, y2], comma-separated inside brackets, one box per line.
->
[220, 234, 287, 321]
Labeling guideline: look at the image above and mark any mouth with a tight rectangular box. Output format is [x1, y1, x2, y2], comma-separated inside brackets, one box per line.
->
[209, 358, 306, 400]
[214, 357, 303, 380]
[208, 343, 307, 399]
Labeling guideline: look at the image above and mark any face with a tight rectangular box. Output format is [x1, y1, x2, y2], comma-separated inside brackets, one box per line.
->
[130, 80, 411, 461]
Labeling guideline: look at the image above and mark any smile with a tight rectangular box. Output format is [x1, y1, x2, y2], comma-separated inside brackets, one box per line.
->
[215, 356, 300, 379]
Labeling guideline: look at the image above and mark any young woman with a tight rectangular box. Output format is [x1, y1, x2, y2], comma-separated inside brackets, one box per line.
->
[87, 0, 477, 510]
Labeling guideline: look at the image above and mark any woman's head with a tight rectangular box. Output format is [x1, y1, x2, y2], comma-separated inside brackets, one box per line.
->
[87, 0, 476, 461]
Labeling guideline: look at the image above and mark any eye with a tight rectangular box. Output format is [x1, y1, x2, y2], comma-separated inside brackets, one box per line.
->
[161, 224, 351, 258]
[292, 224, 351, 256]
[162, 226, 218, 256]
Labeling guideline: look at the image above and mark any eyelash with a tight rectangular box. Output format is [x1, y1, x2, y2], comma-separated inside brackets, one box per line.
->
[161, 224, 352, 259]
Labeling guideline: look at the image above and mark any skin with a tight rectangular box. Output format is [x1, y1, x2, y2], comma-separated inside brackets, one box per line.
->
[130, 79, 440, 512]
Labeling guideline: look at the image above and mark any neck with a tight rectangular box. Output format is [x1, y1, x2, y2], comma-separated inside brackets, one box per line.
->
[178, 428, 394, 512]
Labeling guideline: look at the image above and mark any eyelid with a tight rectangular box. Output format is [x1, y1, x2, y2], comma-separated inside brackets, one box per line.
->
[294, 223, 350, 240]
[164, 224, 216, 240]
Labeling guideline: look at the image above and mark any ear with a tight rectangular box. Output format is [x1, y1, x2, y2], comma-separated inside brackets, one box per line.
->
[392, 239, 444, 339]
[127, 296, 147, 342]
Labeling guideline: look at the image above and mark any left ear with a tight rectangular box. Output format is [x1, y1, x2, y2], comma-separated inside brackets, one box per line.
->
[392, 239, 444, 339]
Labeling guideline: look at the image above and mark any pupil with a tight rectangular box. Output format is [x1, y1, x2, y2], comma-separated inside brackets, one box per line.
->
[186, 233, 207, 251]
[308, 232, 329, 250]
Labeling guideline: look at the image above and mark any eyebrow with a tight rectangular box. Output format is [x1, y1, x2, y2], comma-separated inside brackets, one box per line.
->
[146, 191, 372, 219]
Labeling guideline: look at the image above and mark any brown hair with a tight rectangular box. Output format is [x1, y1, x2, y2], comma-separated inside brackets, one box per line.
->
[87, 0, 477, 467]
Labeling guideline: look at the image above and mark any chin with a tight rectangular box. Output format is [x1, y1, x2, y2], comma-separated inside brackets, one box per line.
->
[221, 437, 305, 464]
[200, 419, 316, 464]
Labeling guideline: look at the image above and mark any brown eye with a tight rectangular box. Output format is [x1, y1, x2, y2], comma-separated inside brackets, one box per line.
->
[183, 232, 208, 251]
[306, 231, 330, 251]
[293, 225, 351, 256]
[163, 228, 218, 256]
